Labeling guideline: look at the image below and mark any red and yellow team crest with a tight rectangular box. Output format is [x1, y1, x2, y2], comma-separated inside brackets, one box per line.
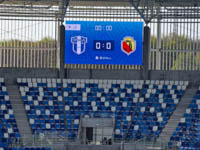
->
[121, 36, 136, 55]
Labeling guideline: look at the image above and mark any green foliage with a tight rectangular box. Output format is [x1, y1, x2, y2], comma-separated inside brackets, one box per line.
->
[0, 37, 57, 48]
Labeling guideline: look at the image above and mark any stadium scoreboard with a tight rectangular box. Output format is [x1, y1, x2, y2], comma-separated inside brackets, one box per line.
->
[65, 21, 143, 65]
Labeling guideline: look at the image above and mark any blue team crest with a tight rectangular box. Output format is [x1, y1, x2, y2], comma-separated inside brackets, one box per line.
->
[71, 36, 88, 55]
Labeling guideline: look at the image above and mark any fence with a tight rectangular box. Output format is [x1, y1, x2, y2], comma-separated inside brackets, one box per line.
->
[0, 3, 199, 71]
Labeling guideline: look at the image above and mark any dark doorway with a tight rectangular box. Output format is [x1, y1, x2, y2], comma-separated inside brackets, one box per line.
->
[86, 127, 93, 142]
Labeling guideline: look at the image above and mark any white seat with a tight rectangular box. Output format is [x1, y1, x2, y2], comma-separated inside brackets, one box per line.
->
[145, 80, 150, 84]
[52, 78, 56, 83]
[111, 106, 116, 112]
[82, 97, 87, 102]
[4, 133, 9, 138]
[47, 78, 51, 83]
[4, 114, 10, 119]
[17, 78, 22, 83]
[64, 92, 68, 97]
[39, 87, 43, 92]
[58, 96, 63, 101]
[116, 80, 121, 84]
[139, 80, 144, 84]
[42, 78, 47, 83]
[169, 80, 174, 85]
[149, 84, 153, 89]
[115, 129, 120, 134]
[74, 119, 79, 124]
[120, 84, 125, 89]
[139, 98, 144, 103]
[104, 102, 110, 107]
[160, 80, 164, 85]
[33, 100, 39, 106]
[180, 117, 185, 123]
[104, 88, 109, 93]
[48, 101, 53, 106]
[72, 88, 77, 93]
[186, 108, 191, 114]
[114, 97, 119, 103]
[150, 80, 155, 84]
[164, 80, 169, 85]
[45, 109, 50, 115]
[27, 78, 32, 83]
[37, 78, 41, 83]
[5, 96, 9, 101]
[93, 106, 98, 111]
[140, 107, 145, 112]
[73, 101, 78, 106]
[145, 93, 150, 98]
[33, 83, 37, 88]
[57, 79, 61, 83]
[157, 112, 162, 117]
[25, 105, 30, 111]
[91, 101, 96, 106]
[159, 99, 163, 103]
[122, 102, 127, 107]
[182, 85, 186, 90]
[133, 98, 138, 103]
[82, 92, 87, 97]
[32, 78, 36, 83]
[53, 92, 58, 97]
[120, 93, 125, 98]
[155, 80, 159, 85]
[36, 110, 41, 115]
[22, 78, 27, 83]
[30, 119, 35, 124]
[101, 97, 106, 102]
[113, 88, 118, 93]
[19, 87, 24, 92]
[46, 123, 51, 129]
[65, 105, 70, 111]
[8, 109, 13, 115]
[54, 114, 59, 120]
[161, 103, 166, 108]
[158, 117, 163, 122]
[153, 126, 158, 132]
[86, 88, 90, 93]
[134, 125, 139, 131]
[150, 107, 155, 113]
[126, 116, 131, 121]
[174, 81, 179, 85]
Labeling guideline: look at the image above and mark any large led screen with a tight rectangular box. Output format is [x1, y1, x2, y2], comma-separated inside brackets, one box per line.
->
[65, 21, 143, 65]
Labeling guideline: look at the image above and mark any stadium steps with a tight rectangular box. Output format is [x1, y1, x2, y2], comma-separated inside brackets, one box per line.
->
[5, 81, 32, 141]
[158, 87, 197, 142]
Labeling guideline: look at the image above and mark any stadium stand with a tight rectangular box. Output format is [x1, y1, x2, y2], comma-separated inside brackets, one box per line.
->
[169, 86, 200, 150]
[17, 78, 188, 143]
[17, 78, 65, 136]
[0, 78, 20, 148]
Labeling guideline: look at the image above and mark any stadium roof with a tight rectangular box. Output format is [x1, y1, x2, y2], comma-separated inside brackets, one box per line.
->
[2, 0, 200, 7]
[1, 0, 200, 23]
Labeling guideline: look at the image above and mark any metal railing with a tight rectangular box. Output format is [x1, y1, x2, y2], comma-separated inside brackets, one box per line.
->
[149, 49, 200, 71]
[0, 48, 57, 68]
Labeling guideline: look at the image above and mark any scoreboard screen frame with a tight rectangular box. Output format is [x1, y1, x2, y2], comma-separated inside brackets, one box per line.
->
[65, 21, 143, 65]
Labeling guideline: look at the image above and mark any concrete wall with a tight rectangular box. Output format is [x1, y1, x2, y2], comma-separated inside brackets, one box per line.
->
[1, 68, 200, 85]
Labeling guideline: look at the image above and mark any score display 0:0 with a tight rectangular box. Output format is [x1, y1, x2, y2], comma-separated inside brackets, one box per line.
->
[93, 40, 114, 51]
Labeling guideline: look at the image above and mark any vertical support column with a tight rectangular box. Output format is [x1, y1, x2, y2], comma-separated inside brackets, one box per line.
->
[59, 24, 65, 78]
[156, 11, 161, 70]
[142, 26, 150, 80]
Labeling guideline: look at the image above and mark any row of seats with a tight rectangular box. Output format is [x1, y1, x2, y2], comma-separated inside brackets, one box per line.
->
[17, 78, 188, 86]
[169, 86, 200, 150]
